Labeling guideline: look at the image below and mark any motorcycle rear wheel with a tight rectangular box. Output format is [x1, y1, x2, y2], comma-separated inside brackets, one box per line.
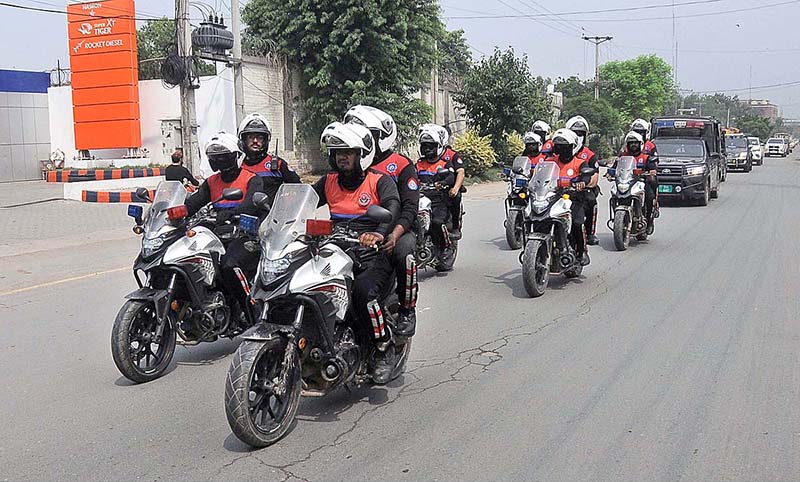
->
[522, 239, 549, 297]
[111, 300, 176, 383]
[613, 210, 630, 251]
[225, 338, 302, 448]
[505, 210, 524, 250]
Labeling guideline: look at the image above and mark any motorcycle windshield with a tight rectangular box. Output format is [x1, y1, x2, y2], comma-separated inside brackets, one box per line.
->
[529, 161, 559, 199]
[616, 156, 636, 183]
[258, 184, 319, 260]
[511, 156, 531, 177]
[144, 181, 187, 238]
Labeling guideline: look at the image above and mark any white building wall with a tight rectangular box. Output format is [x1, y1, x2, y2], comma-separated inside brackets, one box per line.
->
[1, 92, 51, 181]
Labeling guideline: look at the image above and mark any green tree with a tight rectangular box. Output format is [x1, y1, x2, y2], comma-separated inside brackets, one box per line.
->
[243, 0, 443, 147]
[438, 29, 472, 91]
[679, 92, 748, 123]
[136, 18, 214, 80]
[555, 76, 592, 99]
[562, 94, 624, 158]
[736, 114, 774, 140]
[453, 48, 551, 161]
[600, 55, 675, 120]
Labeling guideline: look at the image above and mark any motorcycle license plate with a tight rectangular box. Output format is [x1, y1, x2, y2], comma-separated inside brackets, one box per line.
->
[658, 185, 673, 193]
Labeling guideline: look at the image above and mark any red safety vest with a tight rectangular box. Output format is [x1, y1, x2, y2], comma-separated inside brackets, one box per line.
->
[372, 152, 412, 182]
[529, 153, 545, 167]
[441, 148, 458, 163]
[207, 169, 255, 209]
[643, 140, 657, 155]
[416, 158, 450, 180]
[540, 139, 554, 154]
[325, 170, 383, 220]
[243, 155, 285, 179]
[543, 154, 586, 187]
[575, 145, 596, 163]
[620, 148, 653, 169]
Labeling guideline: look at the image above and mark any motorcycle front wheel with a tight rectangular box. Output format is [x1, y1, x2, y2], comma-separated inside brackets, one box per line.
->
[225, 338, 302, 448]
[505, 210, 524, 250]
[612, 210, 630, 251]
[522, 239, 550, 297]
[111, 300, 176, 383]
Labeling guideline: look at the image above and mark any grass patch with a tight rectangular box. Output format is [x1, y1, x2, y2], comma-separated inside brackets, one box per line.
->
[465, 166, 504, 186]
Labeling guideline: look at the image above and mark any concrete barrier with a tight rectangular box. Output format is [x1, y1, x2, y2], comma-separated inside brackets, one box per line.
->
[63, 176, 165, 201]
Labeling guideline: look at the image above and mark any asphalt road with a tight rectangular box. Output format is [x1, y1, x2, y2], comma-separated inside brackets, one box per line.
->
[1, 157, 798, 482]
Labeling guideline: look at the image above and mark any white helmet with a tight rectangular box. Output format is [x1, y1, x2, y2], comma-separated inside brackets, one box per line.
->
[343, 105, 398, 153]
[204, 131, 244, 173]
[320, 121, 376, 172]
[531, 120, 551, 139]
[624, 130, 644, 144]
[565, 115, 589, 134]
[630, 118, 650, 139]
[237, 112, 272, 157]
[552, 128, 581, 157]
[418, 124, 447, 159]
[522, 131, 542, 145]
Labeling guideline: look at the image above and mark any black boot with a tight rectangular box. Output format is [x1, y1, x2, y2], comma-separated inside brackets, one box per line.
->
[580, 251, 591, 266]
[586, 234, 599, 245]
[394, 309, 416, 337]
[371, 343, 397, 385]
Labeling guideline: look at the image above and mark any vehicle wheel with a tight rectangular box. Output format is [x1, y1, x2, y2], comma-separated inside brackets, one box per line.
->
[435, 241, 458, 272]
[612, 210, 630, 251]
[697, 181, 710, 206]
[111, 300, 176, 383]
[505, 210, 524, 250]
[522, 239, 550, 297]
[225, 338, 302, 448]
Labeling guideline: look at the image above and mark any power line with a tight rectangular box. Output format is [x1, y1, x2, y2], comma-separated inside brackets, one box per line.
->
[692, 80, 800, 94]
[0, 1, 169, 21]
[445, 0, 800, 21]
[494, 0, 574, 38]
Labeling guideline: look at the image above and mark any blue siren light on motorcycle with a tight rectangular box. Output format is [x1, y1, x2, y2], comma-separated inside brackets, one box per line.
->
[128, 204, 143, 219]
[239, 214, 259, 235]
[503, 167, 511, 177]
[515, 178, 527, 188]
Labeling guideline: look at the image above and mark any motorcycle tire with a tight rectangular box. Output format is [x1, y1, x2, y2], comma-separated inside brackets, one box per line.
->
[225, 338, 302, 448]
[612, 210, 630, 251]
[435, 241, 458, 272]
[505, 210, 524, 250]
[522, 239, 549, 298]
[111, 300, 176, 383]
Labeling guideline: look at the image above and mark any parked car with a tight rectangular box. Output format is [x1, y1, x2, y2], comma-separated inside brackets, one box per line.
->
[725, 135, 753, 172]
[747, 136, 763, 165]
[652, 138, 722, 206]
[765, 137, 788, 157]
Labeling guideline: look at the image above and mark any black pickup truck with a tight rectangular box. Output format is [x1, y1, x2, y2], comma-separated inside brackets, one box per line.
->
[651, 116, 726, 206]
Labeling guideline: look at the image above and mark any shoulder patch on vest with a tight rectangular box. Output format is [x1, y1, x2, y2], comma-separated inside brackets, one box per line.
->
[407, 178, 418, 191]
[358, 192, 372, 207]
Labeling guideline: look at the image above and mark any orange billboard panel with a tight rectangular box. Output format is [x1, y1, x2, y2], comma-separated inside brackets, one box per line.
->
[70, 50, 138, 72]
[67, 0, 136, 24]
[68, 17, 135, 41]
[69, 33, 135, 57]
[74, 120, 142, 150]
[72, 68, 138, 89]
[72, 85, 138, 106]
[74, 102, 140, 123]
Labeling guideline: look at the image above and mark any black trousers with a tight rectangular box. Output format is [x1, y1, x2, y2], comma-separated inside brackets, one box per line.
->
[352, 252, 395, 343]
[390, 232, 418, 311]
[583, 188, 599, 236]
[644, 182, 657, 222]
[448, 193, 463, 230]
[220, 237, 261, 322]
[570, 198, 588, 254]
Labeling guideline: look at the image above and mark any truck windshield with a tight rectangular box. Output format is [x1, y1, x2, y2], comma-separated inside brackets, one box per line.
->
[767, 138, 783, 143]
[653, 140, 705, 158]
[726, 137, 747, 149]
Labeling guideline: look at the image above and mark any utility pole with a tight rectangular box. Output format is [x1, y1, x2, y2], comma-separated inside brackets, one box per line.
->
[176, 0, 200, 174]
[582, 35, 613, 100]
[231, 0, 245, 126]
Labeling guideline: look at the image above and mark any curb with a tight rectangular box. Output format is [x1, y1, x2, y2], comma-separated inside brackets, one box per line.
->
[81, 190, 153, 203]
[46, 168, 164, 183]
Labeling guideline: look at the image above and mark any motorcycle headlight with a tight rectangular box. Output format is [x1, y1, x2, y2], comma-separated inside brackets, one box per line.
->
[142, 235, 167, 258]
[260, 256, 292, 285]
[532, 199, 549, 213]
[617, 182, 630, 193]
[686, 166, 705, 176]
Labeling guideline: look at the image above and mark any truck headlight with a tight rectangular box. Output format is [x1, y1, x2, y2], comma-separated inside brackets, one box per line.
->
[738, 152, 748, 159]
[686, 166, 705, 176]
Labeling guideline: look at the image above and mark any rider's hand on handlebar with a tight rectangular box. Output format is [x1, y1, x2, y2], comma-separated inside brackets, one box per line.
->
[359, 232, 384, 249]
[381, 232, 397, 253]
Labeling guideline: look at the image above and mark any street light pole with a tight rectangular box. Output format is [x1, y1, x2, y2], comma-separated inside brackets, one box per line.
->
[582, 35, 613, 100]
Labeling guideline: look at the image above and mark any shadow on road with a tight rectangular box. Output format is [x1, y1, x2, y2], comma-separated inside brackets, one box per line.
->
[488, 269, 585, 299]
[486, 236, 517, 252]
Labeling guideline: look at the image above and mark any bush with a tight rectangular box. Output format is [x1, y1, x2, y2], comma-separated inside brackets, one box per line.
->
[453, 130, 497, 177]
[496, 131, 524, 163]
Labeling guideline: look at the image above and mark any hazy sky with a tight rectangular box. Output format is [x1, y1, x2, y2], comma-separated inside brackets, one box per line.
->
[2, 0, 800, 116]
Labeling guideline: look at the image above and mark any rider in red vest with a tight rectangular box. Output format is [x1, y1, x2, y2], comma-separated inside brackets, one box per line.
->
[629, 118, 660, 218]
[620, 131, 659, 234]
[313, 122, 401, 384]
[532, 120, 553, 157]
[238, 113, 301, 203]
[545, 128, 599, 266]
[566, 115, 601, 246]
[344, 105, 420, 338]
[523, 131, 543, 167]
[417, 125, 457, 244]
[184, 132, 264, 335]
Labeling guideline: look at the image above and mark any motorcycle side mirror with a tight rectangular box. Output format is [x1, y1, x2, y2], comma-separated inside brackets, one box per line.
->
[365, 205, 393, 224]
[579, 166, 598, 177]
[135, 187, 151, 202]
[221, 188, 244, 201]
[597, 159, 610, 167]
[252, 192, 271, 212]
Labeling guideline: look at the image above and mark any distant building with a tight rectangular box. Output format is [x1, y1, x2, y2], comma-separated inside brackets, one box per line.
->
[744, 99, 780, 122]
[0, 69, 51, 181]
